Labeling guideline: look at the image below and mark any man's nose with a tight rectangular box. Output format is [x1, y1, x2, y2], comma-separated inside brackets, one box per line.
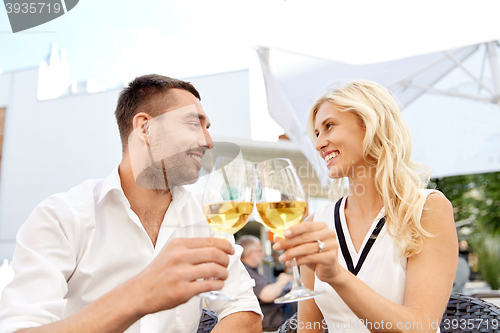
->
[203, 128, 214, 149]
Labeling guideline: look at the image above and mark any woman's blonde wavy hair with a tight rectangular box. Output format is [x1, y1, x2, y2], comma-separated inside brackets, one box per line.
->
[308, 80, 431, 257]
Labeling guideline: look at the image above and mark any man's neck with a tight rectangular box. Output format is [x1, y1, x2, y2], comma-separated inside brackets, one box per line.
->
[119, 154, 173, 246]
[242, 260, 258, 270]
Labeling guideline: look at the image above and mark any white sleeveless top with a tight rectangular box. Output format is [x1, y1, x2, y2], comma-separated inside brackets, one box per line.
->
[313, 189, 442, 333]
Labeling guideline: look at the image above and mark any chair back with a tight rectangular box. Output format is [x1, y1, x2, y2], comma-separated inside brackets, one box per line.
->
[441, 293, 500, 333]
[277, 293, 500, 333]
[197, 308, 218, 333]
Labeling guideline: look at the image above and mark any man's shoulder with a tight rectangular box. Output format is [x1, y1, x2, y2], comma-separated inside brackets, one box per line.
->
[19, 178, 107, 245]
[39, 178, 105, 210]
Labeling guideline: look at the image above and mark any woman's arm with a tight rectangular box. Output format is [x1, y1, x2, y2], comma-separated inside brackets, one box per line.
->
[298, 265, 325, 333]
[276, 193, 457, 333]
[297, 214, 325, 333]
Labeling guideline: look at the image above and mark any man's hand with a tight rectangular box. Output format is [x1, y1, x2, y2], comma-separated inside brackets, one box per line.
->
[130, 237, 235, 316]
[276, 272, 293, 286]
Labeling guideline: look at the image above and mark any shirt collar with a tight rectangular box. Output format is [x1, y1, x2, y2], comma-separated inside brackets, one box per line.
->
[97, 166, 195, 224]
[170, 185, 191, 225]
[98, 166, 123, 204]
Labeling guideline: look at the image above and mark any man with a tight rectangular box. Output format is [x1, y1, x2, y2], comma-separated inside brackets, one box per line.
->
[0, 75, 262, 333]
[237, 235, 294, 331]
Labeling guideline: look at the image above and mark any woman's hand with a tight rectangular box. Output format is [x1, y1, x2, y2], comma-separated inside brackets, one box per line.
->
[273, 221, 341, 284]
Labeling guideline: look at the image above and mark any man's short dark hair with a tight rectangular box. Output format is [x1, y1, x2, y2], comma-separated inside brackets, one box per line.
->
[115, 74, 201, 151]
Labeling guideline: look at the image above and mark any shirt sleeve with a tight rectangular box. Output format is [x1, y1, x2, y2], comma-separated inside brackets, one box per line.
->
[205, 240, 263, 321]
[0, 195, 78, 332]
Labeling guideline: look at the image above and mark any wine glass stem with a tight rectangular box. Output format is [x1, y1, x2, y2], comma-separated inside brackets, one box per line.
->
[291, 258, 304, 289]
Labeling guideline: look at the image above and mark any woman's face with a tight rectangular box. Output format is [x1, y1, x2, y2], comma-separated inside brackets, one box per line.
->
[314, 102, 371, 180]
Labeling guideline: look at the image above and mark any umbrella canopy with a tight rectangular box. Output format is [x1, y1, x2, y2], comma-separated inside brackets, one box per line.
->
[255, 1, 500, 183]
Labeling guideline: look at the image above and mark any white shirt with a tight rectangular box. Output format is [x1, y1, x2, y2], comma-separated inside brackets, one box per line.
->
[313, 190, 442, 333]
[0, 167, 262, 333]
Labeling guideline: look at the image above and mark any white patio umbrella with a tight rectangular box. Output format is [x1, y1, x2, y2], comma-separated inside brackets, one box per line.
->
[254, 0, 500, 184]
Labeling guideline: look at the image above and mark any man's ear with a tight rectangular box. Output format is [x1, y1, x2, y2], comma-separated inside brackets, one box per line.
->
[133, 112, 151, 146]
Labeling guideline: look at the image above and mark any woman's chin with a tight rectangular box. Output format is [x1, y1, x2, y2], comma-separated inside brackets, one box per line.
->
[327, 167, 344, 179]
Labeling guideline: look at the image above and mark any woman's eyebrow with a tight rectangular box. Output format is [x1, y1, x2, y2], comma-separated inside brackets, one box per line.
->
[321, 116, 339, 126]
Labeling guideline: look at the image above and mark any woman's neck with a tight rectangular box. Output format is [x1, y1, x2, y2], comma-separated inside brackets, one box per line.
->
[346, 176, 383, 219]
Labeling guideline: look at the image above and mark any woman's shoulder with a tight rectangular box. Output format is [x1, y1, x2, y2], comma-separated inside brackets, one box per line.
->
[420, 189, 454, 232]
[419, 188, 446, 199]
[419, 189, 452, 211]
[423, 190, 453, 212]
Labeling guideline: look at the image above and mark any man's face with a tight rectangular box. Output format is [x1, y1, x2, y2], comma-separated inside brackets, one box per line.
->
[129, 89, 213, 189]
[249, 241, 265, 268]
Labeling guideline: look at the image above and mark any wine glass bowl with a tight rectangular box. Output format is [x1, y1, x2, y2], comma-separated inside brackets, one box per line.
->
[256, 201, 308, 238]
[203, 201, 254, 235]
[200, 156, 254, 302]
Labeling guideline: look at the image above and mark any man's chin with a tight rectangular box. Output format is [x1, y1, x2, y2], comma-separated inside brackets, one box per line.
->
[168, 170, 200, 187]
[173, 177, 198, 186]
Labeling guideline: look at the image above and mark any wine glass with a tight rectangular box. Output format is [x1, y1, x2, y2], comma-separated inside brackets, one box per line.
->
[200, 156, 255, 302]
[255, 158, 320, 304]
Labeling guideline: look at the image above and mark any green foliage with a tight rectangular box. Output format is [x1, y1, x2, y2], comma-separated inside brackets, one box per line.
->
[432, 172, 500, 289]
[430, 172, 500, 234]
[469, 233, 500, 290]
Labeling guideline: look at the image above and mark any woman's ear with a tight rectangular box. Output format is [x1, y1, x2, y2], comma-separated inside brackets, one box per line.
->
[132, 112, 151, 146]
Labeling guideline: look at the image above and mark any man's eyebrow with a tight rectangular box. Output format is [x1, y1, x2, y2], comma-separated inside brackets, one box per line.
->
[183, 112, 211, 129]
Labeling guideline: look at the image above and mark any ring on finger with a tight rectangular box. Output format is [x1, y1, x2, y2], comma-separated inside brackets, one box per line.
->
[317, 239, 325, 253]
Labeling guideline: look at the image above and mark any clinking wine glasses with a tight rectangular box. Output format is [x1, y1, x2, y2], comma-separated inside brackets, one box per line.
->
[201, 157, 254, 302]
[255, 158, 321, 303]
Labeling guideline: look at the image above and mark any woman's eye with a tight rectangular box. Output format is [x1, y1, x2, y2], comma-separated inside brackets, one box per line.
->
[191, 123, 199, 128]
[326, 123, 335, 130]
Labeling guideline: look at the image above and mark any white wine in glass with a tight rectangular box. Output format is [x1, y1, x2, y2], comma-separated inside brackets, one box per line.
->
[256, 158, 320, 304]
[256, 201, 308, 237]
[203, 201, 254, 236]
[200, 157, 254, 302]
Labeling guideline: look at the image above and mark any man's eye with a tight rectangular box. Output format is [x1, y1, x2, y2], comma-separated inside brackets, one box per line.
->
[190, 123, 200, 128]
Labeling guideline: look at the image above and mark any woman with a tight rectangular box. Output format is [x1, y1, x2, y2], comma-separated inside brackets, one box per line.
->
[273, 80, 457, 332]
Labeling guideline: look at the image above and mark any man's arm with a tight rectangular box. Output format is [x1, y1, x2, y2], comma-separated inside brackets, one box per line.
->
[9, 238, 234, 333]
[15, 280, 142, 333]
[258, 273, 292, 303]
[211, 312, 261, 333]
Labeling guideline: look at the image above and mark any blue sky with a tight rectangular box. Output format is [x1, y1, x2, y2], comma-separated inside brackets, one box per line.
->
[0, 0, 261, 88]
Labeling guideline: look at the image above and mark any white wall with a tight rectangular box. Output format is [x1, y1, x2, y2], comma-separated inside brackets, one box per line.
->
[0, 69, 123, 259]
[187, 70, 251, 140]
[0, 69, 252, 259]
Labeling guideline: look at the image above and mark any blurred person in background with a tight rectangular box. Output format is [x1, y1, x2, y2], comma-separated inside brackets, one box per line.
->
[0, 74, 262, 333]
[452, 239, 471, 293]
[453, 240, 470, 293]
[238, 235, 295, 331]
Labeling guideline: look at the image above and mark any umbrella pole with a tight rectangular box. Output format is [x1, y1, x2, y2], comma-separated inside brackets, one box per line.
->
[487, 42, 500, 106]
